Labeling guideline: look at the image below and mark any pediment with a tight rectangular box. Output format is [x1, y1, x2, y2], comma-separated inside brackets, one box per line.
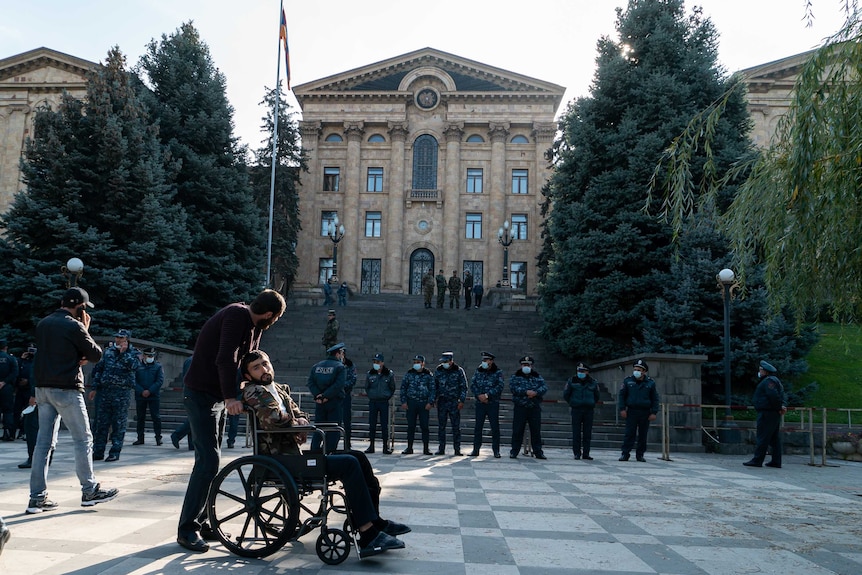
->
[739, 48, 816, 89]
[293, 47, 565, 98]
[0, 47, 97, 85]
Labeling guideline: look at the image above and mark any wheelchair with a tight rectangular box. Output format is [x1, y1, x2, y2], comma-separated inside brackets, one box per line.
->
[206, 416, 357, 563]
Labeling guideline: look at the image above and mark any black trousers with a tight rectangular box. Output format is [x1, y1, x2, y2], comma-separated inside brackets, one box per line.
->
[511, 404, 542, 456]
[621, 407, 651, 457]
[752, 410, 782, 465]
[473, 400, 500, 453]
[570, 407, 595, 456]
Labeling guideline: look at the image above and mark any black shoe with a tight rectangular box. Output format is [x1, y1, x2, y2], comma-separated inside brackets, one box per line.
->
[177, 532, 209, 553]
[494, 452, 501, 458]
[401, 447, 413, 455]
[574, 454, 581, 460]
[18, 460, 32, 469]
[765, 461, 782, 468]
[156, 437, 163, 446]
[105, 454, 120, 462]
[382, 520, 411, 536]
[509, 452, 518, 459]
[226, 442, 234, 449]
[535, 453, 547, 460]
[619, 454, 630, 461]
[132, 439, 144, 445]
[171, 434, 180, 449]
[435, 449, 445, 455]
[93, 454, 104, 461]
[743, 460, 762, 467]
[636, 456, 646, 462]
[423, 448, 433, 455]
[454, 450, 463, 456]
[382, 448, 392, 455]
[358, 531, 405, 558]
[365, 446, 375, 454]
[469, 450, 480, 456]
[582, 455, 594, 460]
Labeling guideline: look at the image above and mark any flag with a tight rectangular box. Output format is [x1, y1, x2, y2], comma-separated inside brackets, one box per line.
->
[279, 9, 291, 90]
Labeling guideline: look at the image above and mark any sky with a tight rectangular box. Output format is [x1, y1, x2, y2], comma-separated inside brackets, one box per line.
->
[0, 1, 850, 150]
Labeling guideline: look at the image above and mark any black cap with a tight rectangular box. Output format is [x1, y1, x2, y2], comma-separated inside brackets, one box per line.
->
[373, 353, 384, 362]
[61, 287, 94, 308]
[759, 360, 777, 373]
[481, 351, 495, 360]
[439, 351, 454, 362]
[413, 354, 425, 362]
[327, 343, 346, 354]
[577, 362, 590, 372]
[143, 347, 156, 356]
[519, 356, 534, 365]
[633, 359, 648, 371]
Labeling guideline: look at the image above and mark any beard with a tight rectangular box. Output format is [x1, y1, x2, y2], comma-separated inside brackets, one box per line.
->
[256, 316, 278, 331]
[258, 372, 274, 384]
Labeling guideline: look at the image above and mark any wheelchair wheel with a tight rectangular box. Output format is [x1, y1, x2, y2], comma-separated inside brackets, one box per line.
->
[316, 527, 350, 565]
[207, 455, 300, 558]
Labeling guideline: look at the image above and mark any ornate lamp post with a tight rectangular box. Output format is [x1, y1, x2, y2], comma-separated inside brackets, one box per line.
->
[327, 217, 345, 284]
[62, 257, 84, 288]
[717, 268, 740, 442]
[497, 220, 513, 288]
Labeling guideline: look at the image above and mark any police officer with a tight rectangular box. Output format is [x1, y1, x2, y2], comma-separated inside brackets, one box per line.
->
[433, 351, 468, 455]
[308, 342, 347, 452]
[448, 271, 462, 309]
[365, 353, 396, 454]
[509, 355, 547, 459]
[400, 354, 434, 455]
[0, 338, 19, 442]
[469, 351, 504, 458]
[617, 359, 660, 462]
[563, 362, 600, 460]
[89, 329, 139, 461]
[435, 269, 447, 309]
[133, 347, 164, 446]
[744, 360, 787, 468]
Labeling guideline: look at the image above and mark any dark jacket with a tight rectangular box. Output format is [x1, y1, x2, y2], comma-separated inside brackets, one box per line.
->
[307, 356, 346, 400]
[563, 376, 600, 409]
[617, 376, 660, 414]
[0, 351, 18, 387]
[753, 375, 786, 412]
[470, 363, 504, 401]
[34, 309, 102, 392]
[135, 361, 165, 398]
[366, 366, 396, 401]
[510, 368, 547, 408]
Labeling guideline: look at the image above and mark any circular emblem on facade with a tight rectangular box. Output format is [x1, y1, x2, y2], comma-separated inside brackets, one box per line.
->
[416, 88, 439, 110]
[417, 219, 431, 234]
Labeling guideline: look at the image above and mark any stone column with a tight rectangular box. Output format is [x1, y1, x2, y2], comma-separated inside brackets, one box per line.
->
[297, 121, 321, 289]
[384, 122, 409, 291]
[342, 121, 365, 289]
[0, 104, 30, 215]
[443, 122, 463, 272]
[488, 122, 509, 287]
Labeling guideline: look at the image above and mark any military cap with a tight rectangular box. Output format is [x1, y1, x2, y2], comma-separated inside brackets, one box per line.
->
[413, 354, 425, 362]
[327, 309, 336, 315]
[373, 353, 385, 362]
[759, 360, 777, 373]
[439, 351, 454, 362]
[633, 359, 649, 371]
[114, 329, 132, 339]
[481, 351, 495, 360]
[327, 342, 346, 354]
[577, 362, 590, 372]
[143, 347, 157, 356]
[519, 356, 534, 365]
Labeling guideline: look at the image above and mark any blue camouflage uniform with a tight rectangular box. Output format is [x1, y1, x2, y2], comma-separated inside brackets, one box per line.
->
[469, 361, 504, 456]
[91, 343, 139, 459]
[307, 350, 346, 451]
[509, 362, 547, 458]
[433, 358, 468, 454]
[400, 365, 434, 453]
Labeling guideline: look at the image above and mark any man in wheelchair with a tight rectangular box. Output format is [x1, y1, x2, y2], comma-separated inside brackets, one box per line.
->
[240, 350, 409, 558]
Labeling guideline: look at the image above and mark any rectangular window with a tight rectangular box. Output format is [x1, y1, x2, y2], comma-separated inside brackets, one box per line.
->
[321, 211, 338, 237]
[361, 259, 382, 294]
[511, 213, 528, 240]
[512, 169, 528, 194]
[463, 261, 483, 288]
[365, 211, 382, 237]
[466, 168, 483, 193]
[319, 258, 334, 284]
[367, 167, 383, 192]
[323, 167, 341, 192]
[466, 213, 483, 239]
[510, 261, 527, 289]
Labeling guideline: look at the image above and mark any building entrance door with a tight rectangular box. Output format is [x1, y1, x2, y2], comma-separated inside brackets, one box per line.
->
[409, 248, 434, 294]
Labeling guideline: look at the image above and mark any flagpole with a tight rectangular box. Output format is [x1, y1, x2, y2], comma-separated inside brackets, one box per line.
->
[265, 0, 284, 288]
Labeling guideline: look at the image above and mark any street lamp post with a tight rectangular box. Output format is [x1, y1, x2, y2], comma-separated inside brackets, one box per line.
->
[62, 257, 84, 288]
[497, 220, 513, 288]
[717, 268, 740, 442]
[328, 217, 345, 284]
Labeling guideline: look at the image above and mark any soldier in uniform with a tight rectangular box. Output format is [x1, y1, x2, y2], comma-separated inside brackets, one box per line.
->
[89, 329, 139, 461]
[433, 352, 468, 455]
[0, 338, 19, 441]
[462, 270, 474, 311]
[435, 269, 447, 309]
[421, 269, 435, 309]
[308, 342, 347, 452]
[399, 354, 434, 455]
[321, 309, 339, 352]
[469, 351, 504, 458]
[448, 271, 462, 309]
[133, 348, 164, 446]
[365, 353, 396, 454]
[509, 355, 547, 459]
[744, 360, 787, 468]
[563, 362, 600, 460]
[617, 359, 660, 462]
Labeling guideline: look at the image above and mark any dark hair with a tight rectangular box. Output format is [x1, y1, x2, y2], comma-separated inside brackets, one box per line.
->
[240, 349, 270, 376]
[249, 289, 286, 316]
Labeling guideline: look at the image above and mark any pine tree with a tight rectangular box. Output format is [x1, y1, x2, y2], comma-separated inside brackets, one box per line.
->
[0, 47, 194, 343]
[137, 23, 265, 326]
[249, 87, 306, 294]
[540, 0, 752, 360]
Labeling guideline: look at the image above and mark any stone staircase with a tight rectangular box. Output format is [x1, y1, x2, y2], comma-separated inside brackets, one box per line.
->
[138, 293, 633, 452]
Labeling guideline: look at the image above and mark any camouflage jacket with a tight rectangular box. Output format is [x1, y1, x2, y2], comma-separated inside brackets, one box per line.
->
[422, 273, 435, 293]
[509, 369, 547, 408]
[243, 381, 308, 456]
[400, 367, 434, 404]
[91, 344, 139, 390]
[470, 364, 504, 401]
[321, 318, 339, 348]
[448, 275, 462, 293]
[433, 363, 468, 403]
[435, 274, 448, 291]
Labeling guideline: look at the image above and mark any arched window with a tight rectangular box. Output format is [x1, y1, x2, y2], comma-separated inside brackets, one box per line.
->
[412, 134, 438, 190]
[510, 135, 529, 144]
[368, 134, 386, 142]
[466, 134, 485, 143]
[325, 133, 343, 142]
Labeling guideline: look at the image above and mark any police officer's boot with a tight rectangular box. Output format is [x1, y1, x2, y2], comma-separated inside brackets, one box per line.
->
[422, 442, 432, 456]
[133, 435, 144, 445]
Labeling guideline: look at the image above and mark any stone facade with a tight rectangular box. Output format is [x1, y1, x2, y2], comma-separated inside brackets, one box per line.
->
[292, 48, 565, 296]
[0, 48, 96, 215]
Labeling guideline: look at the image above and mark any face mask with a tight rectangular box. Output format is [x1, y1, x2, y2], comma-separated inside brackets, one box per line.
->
[442, 362, 451, 369]
[480, 361, 489, 370]
[372, 363, 381, 371]
[633, 370, 643, 379]
[521, 366, 532, 374]
[413, 363, 422, 371]
[577, 372, 587, 380]
[145, 357, 155, 364]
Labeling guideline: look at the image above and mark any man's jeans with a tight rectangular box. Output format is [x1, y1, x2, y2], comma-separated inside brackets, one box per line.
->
[30, 387, 98, 498]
